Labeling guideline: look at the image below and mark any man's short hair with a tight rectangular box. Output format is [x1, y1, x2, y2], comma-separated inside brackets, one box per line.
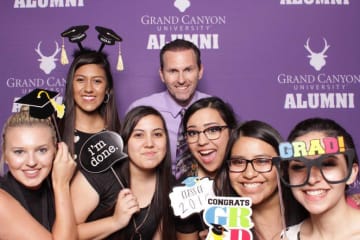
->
[160, 39, 201, 70]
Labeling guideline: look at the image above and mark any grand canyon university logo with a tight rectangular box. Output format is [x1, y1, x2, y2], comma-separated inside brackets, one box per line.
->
[174, 0, 191, 12]
[35, 41, 61, 75]
[304, 38, 330, 71]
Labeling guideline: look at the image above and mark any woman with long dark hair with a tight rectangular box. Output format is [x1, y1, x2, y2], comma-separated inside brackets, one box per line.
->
[176, 96, 237, 239]
[60, 49, 121, 161]
[214, 120, 285, 240]
[275, 118, 360, 239]
[71, 106, 175, 239]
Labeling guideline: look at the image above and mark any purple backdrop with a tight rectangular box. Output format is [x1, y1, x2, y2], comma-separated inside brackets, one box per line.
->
[1, 0, 359, 191]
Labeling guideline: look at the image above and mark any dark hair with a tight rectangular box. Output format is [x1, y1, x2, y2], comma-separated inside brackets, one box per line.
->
[214, 120, 283, 196]
[60, 48, 121, 155]
[288, 117, 358, 164]
[178, 96, 237, 178]
[182, 96, 237, 132]
[118, 106, 175, 239]
[213, 120, 284, 239]
[284, 117, 359, 225]
[160, 39, 201, 70]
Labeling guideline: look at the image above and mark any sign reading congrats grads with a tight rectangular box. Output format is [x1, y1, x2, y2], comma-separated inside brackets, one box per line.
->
[203, 197, 253, 240]
[170, 176, 254, 240]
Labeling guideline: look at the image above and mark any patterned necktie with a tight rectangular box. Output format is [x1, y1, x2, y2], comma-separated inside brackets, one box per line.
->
[175, 109, 192, 179]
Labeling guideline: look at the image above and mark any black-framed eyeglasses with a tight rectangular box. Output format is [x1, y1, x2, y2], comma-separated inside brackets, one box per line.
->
[272, 149, 354, 187]
[228, 157, 273, 173]
[185, 125, 228, 143]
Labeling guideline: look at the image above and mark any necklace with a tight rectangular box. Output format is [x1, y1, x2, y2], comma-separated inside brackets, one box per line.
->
[131, 203, 152, 240]
[253, 227, 282, 240]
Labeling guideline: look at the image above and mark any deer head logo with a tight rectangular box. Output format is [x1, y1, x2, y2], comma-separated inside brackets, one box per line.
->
[304, 38, 330, 71]
[174, 0, 191, 13]
[35, 41, 61, 75]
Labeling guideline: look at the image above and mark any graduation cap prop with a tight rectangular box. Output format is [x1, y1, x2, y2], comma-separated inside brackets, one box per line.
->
[61, 25, 89, 50]
[61, 25, 124, 71]
[15, 88, 65, 141]
[210, 223, 228, 235]
[79, 130, 127, 188]
[60, 25, 89, 65]
[95, 26, 122, 52]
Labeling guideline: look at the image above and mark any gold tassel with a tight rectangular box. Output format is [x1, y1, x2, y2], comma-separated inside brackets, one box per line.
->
[37, 90, 66, 119]
[116, 42, 124, 71]
[49, 98, 65, 118]
[61, 37, 69, 65]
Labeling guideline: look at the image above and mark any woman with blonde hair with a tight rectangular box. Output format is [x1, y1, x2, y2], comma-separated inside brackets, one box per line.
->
[0, 107, 77, 239]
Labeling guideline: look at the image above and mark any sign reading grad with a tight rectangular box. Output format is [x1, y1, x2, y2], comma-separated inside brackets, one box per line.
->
[170, 177, 215, 218]
[203, 196, 253, 240]
[278, 136, 345, 158]
[79, 130, 128, 173]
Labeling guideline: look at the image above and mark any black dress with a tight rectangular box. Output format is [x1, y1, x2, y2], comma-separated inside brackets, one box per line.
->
[0, 173, 55, 230]
[79, 159, 159, 240]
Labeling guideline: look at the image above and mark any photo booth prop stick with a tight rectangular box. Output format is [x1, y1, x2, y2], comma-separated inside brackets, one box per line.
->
[169, 176, 215, 219]
[202, 196, 253, 240]
[79, 130, 128, 188]
[15, 88, 65, 141]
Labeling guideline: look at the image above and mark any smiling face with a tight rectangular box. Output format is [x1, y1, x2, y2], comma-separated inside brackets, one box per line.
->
[3, 126, 56, 189]
[72, 64, 108, 114]
[229, 136, 278, 206]
[290, 131, 358, 215]
[127, 114, 167, 172]
[186, 108, 229, 178]
[159, 49, 203, 107]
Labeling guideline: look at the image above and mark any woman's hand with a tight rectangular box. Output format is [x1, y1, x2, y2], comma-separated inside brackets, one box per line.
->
[51, 142, 77, 187]
[112, 188, 140, 229]
[199, 229, 209, 240]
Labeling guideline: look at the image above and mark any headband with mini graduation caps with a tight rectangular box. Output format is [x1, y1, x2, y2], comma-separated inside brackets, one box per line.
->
[60, 25, 124, 71]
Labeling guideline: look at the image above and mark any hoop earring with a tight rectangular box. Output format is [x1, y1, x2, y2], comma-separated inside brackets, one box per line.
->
[103, 93, 110, 104]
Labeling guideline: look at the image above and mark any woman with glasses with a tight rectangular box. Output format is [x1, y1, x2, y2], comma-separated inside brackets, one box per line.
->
[179, 96, 237, 179]
[214, 120, 285, 240]
[175, 96, 237, 240]
[275, 118, 360, 240]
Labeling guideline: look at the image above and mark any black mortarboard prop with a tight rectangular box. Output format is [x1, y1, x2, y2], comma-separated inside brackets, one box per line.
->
[61, 25, 124, 71]
[95, 26, 122, 51]
[60, 25, 89, 65]
[95, 26, 124, 71]
[61, 25, 89, 50]
[15, 88, 65, 141]
[210, 223, 228, 235]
